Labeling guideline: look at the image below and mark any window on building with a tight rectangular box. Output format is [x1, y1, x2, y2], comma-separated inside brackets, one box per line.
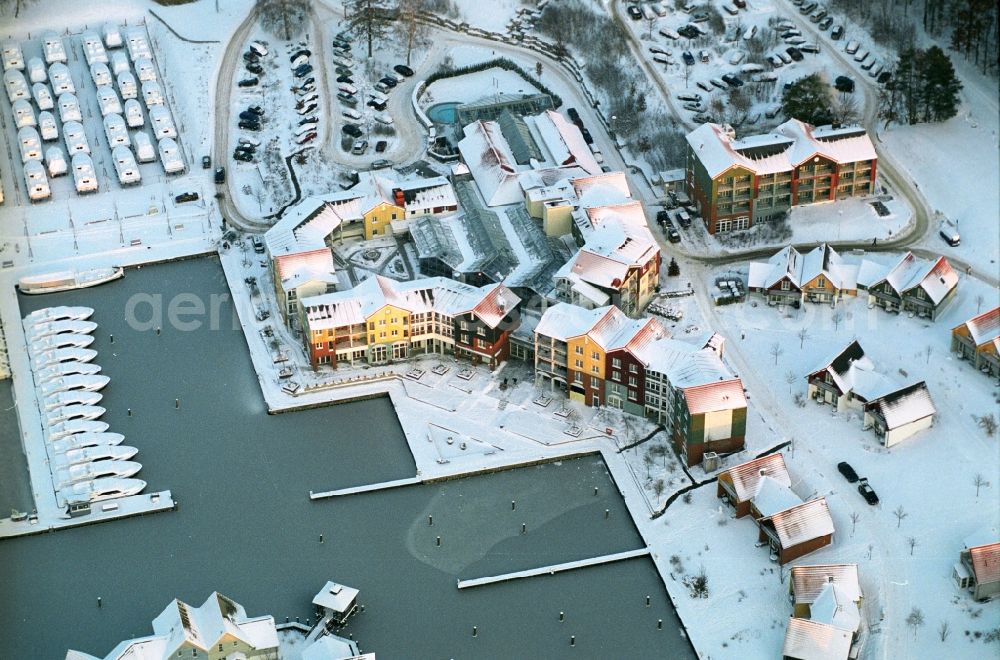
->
[612, 357, 621, 369]
[591, 350, 599, 360]
[391, 329, 398, 336]
[629, 376, 637, 386]
[478, 327, 486, 337]
[612, 370, 620, 382]
[575, 345, 584, 354]
[460, 320, 468, 330]
[781, 280, 790, 291]
[368, 322, 375, 330]
[591, 365, 599, 374]
[379, 331, 386, 338]
[591, 376, 599, 388]
[629, 364, 637, 373]
[575, 359, 583, 368]
[379, 319, 386, 326]
[369, 334, 375, 343]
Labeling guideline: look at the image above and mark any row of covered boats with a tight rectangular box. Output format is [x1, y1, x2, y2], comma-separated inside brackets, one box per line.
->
[23, 306, 145, 509]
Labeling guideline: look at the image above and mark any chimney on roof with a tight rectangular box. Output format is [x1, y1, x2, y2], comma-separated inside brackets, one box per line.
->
[759, 469, 766, 476]
[498, 297, 506, 312]
[827, 575, 835, 583]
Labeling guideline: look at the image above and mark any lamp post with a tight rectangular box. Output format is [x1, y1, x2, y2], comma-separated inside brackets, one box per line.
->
[610, 115, 617, 146]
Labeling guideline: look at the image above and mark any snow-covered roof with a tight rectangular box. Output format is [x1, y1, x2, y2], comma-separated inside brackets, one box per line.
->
[535, 303, 614, 342]
[302, 276, 519, 332]
[721, 453, 791, 503]
[807, 340, 892, 399]
[688, 120, 876, 179]
[752, 475, 802, 518]
[869, 381, 936, 430]
[681, 379, 747, 415]
[791, 564, 862, 606]
[749, 244, 857, 292]
[873, 252, 955, 300]
[954, 307, 1000, 347]
[312, 581, 359, 614]
[765, 498, 835, 548]
[810, 583, 862, 632]
[554, 217, 658, 291]
[301, 635, 366, 660]
[782, 617, 852, 660]
[969, 542, 1000, 585]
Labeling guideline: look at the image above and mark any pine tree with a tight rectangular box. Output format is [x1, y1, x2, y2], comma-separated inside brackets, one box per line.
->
[668, 258, 680, 276]
[781, 74, 834, 126]
[921, 46, 963, 121]
[345, 0, 396, 59]
[895, 48, 920, 124]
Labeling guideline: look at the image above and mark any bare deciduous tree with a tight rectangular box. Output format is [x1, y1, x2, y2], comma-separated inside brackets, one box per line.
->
[394, 0, 429, 66]
[785, 370, 796, 394]
[924, 344, 933, 364]
[893, 505, 908, 528]
[652, 478, 665, 500]
[831, 311, 844, 331]
[345, 0, 395, 59]
[849, 511, 860, 537]
[973, 473, 988, 498]
[797, 327, 808, 348]
[906, 607, 925, 636]
[257, 0, 310, 40]
[938, 620, 951, 642]
[975, 413, 997, 437]
[770, 342, 784, 365]
[907, 536, 918, 555]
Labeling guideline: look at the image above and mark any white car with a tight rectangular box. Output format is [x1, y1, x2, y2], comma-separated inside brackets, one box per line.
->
[48, 62, 74, 94]
[63, 121, 90, 154]
[38, 111, 58, 140]
[158, 137, 184, 173]
[46, 145, 67, 177]
[72, 152, 98, 193]
[42, 32, 67, 64]
[133, 131, 155, 162]
[110, 51, 129, 76]
[126, 29, 152, 61]
[103, 22, 123, 49]
[295, 122, 317, 136]
[341, 108, 362, 121]
[12, 98, 35, 129]
[97, 85, 122, 116]
[2, 40, 24, 71]
[27, 56, 47, 83]
[112, 145, 141, 185]
[149, 105, 176, 138]
[82, 31, 108, 65]
[58, 93, 82, 123]
[124, 98, 144, 127]
[141, 79, 163, 106]
[4, 68, 29, 101]
[91, 62, 112, 87]
[24, 160, 50, 201]
[374, 113, 393, 126]
[18, 126, 42, 163]
[117, 71, 137, 99]
[33, 82, 54, 110]
[103, 113, 130, 148]
[135, 57, 156, 83]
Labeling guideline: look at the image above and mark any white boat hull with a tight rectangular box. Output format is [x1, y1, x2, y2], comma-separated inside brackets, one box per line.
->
[30, 333, 95, 353]
[43, 390, 102, 410]
[25, 306, 94, 324]
[48, 420, 109, 440]
[54, 445, 138, 468]
[19, 266, 123, 294]
[50, 432, 125, 454]
[36, 361, 103, 382]
[47, 404, 105, 425]
[28, 320, 98, 340]
[56, 459, 142, 487]
[59, 477, 146, 504]
[40, 374, 110, 396]
[31, 348, 98, 368]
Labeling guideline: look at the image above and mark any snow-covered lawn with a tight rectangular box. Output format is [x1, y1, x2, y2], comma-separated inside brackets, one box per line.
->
[663, 262, 1000, 659]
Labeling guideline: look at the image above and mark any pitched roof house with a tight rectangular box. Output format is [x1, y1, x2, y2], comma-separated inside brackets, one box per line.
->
[790, 564, 863, 632]
[782, 617, 852, 660]
[956, 534, 1000, 602]
[864, 252, 958, 319]
[748, 244, 859, 305]
[757, 498, 835, 564]
[717, 453, 791, 517]
[951, 307, 1000, 379]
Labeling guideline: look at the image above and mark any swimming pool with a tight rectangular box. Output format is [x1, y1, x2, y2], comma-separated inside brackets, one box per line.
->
[426, 102, 460, 125]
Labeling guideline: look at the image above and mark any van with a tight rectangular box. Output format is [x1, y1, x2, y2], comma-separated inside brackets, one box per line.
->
[102, 22, 123, 49]
[13, 98, 35, 129]
[72, 152, 98, 193]
[124, 98, 144, 127]
[48, 62, 74, 94]
[845, 41, 860, 55]
[142, 80, 164, 106]
[27, 57, 47, 83]
[18, 126, 42, 162]
[133, 132, 155, 162]
[149, 106, 177, 138]
[63, 121, 90, 154]
[82, 31, 107, 65]
[42, 32, 67, 65]
[91, 62, 113, 88]
[5, 68, 30, 101]
[135, 58, 156, 83]
[696, 80, 713, 92]
[249, 41, 269, 57]
[58, 93, 82, 123]
[117, 71, 137, 99]
[159, 137, 184, 174]
[97, 85, 122, 116]
[103, 113, 130, 148]
[2, 40, 24, 71]
[38, 111, 58, 140]
[126, 29, 151, 61]
[113, 145, 141, 185]
[251, 236, 265, 253]
[46, 146, 67, 177]
[110, 51, 129, 76]
[33, 82, 53, 110]
[939, 227, 960, 246]
[337, 82, 357, 95]
[24, 160, 50, 201]
[677, 92, 702, 102]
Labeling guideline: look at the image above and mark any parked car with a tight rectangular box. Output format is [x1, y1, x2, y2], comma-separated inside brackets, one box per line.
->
[174, 191, 199, 204]
[682, 51, 695, 66]
[656, 210, 672, 227]
[246, 62, 263, 75]
[378, 76, 398, 88]
[710, 78, 727, 89]
[667, 228, 681, 243]
[837, 462, 860, 483]
[351, 139, 368, 155]
[342, 108, 362, 121]
[393, 64, 414, 77]
[289, 48, 310, 62]
[722, 73, 744, 87]
[831, 25, 845, 40]
[367, 99, 387, 111]
[233, 149, 254, 163]
[877, 71, 892, 84]
[819, 16, 834, 30]
[202, 155, 211, 169]
[342, 123, 363, 138]
[297, 132, 317, 145]
[677, 92, 702, 102]
[336, 75, 354, 84]
[627, 5, 642, 19]
[799, 43, 820, 54]
[939, 227, 960, 246]
[375, 140, 388, 153]
[297, 102, 317, 116]
[786, 47, 804, 61]
[214, 166, 226, 184]
[238, 77, 258, 88]
[238, 119, 261, 131]
[299, 115, 317, 126]
[294, 64, 313, 78]
[858, 478, 879, 505]
[692, 11, 709, 21]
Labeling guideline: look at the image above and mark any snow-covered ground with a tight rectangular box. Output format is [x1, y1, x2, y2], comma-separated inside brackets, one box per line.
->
[661, 259, 1000, 659]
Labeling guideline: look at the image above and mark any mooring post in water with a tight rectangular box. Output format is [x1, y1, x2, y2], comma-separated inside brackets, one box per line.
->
[511, 500, 516, 510]
[570, 636, 575, 647]
[658, 619, 663, 630]
[428, 515, 433, 526]
[521, 523, 526, 534]
[156, 327, 161, 335]
[109, 334, 114, 344]
[319, 534, 323, 543]
[436, 536, 441, 546]
[559, 611, 564, 622]
[605, 508, 610, 519]
[594, 487, 598, 496]
[175, 398, 179, 409]
[646, 595, 651, 607]
[127, 408, 132, 416]
[97, 597, 102, 608]
[472, 626, 478, 637]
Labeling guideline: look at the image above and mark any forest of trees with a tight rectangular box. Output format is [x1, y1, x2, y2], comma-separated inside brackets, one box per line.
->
[884, 46, 964, 125]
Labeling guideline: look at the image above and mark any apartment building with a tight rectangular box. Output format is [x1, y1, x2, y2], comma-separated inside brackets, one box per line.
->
[299, 275, 520, 369]
[686, 120, 876, 234]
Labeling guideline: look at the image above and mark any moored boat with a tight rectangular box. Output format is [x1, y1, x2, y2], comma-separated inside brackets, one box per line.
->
[46, 404, 105, 425]
[29, 333, 95, 352]
[28, 319, 98, 340]
[18, 266, 123, 295]
[48, 420, 109, 440]
[31, 347, 98, 368]
[54, 445, 138, 468]
[58, 477, 146, 505]
[25, 306, 94, 324]
[43, 390, 102, 410]
[40, 374, 110, 396]
[56, 459, 142, 487]
[50, 432, 125, 454]
[36, 361, 102, 382]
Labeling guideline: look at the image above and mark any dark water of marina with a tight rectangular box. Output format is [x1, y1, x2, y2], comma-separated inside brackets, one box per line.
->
[0, 257, 695, 659]
[0, 379, 33, 515]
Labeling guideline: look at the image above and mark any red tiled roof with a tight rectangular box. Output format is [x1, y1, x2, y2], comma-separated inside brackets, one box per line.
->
[970, 542, 1000, 585]
[955, 307, 1000, 347]
[721, 453, 790, 502]
[767, 498, 835, 548]
[681, 378, 747, 415]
